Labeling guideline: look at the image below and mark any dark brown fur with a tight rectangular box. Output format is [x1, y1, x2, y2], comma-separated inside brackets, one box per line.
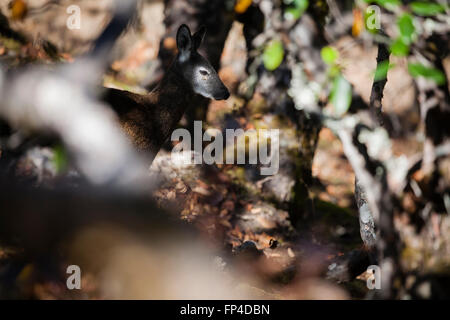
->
[101, 24, 229, 162]
[102, 68, 195, 161]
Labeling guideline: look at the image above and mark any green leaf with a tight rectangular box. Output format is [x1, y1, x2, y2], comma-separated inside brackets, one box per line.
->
[373, 61, 394, 81]
[410, 2, 445, 16]
[294, 0, 308, 11]
[284, 0, 308, 20]
[331, 75, 352, 117]
[408, 63, 446, 85]
[364, 0, 400, 11]
[263, 40, 284, 71]
[390, 37, 410, 56]
[321, 46, 339, 65]
[329, 65, 340, 78]
[398, 14, 415, 44]
[364, 6, 381, 34]
[53, 145, 68, 173]
[284, 7, 302, 20]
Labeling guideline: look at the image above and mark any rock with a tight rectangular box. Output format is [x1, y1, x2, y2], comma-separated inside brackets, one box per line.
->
[237, 201, 292, 233]
[233, 241, 263, 259]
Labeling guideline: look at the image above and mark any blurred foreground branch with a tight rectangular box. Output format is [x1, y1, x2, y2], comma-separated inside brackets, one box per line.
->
[0, 0, 151, 189]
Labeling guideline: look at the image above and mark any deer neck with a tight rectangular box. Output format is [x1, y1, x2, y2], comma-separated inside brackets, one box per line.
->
[144, 65, 196, 146]
[154, 67, 192, 110]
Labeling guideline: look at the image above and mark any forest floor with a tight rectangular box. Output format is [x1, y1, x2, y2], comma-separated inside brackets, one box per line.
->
[1, 0, 448, 299]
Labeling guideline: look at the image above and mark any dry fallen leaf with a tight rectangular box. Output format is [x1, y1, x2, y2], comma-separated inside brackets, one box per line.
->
[192, 186, 211, 196]
[352, 9, 364, 37]
[10, 0, 28, 21]
[234, 0, 252, 14]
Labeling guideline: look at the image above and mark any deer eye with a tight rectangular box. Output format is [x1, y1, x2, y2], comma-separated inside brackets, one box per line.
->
[199, 69, 209, 76]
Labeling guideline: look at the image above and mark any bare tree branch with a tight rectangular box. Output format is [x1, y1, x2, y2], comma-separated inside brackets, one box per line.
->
[369, 40, 390, 127]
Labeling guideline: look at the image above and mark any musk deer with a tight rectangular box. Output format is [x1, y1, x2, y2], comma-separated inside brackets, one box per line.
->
[102, 24, 229, 162]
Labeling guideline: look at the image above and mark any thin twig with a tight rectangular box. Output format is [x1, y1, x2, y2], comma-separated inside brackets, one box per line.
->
[369, 39, 390, 126]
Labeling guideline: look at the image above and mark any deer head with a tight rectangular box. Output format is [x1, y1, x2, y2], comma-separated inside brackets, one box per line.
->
[174, 24, 230, 101]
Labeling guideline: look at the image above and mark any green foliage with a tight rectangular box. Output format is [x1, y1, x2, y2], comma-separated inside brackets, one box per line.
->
[408, 63, 446, 85]
[294, 0, 309, 12]
[390, 37, 410, 56]
[321, 46, 338, 65]
[373, 60, 394, 81]
[390, 14, 415, 57]
[331, 75, 352, 117]
[53, 145, 68, 174]
[364, 6, 380, 34]
[398, 14, 415, 45]
[410, 2, 445, 16]
[364, 0, 400, 11]
[284, 0, 309, 20]
[263, 40, 285, 71]
[320, 45, 351, 117]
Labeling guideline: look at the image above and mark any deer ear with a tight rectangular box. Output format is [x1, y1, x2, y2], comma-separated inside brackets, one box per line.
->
[192, 26, 206, 51]
[176, 24, 192, 55]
